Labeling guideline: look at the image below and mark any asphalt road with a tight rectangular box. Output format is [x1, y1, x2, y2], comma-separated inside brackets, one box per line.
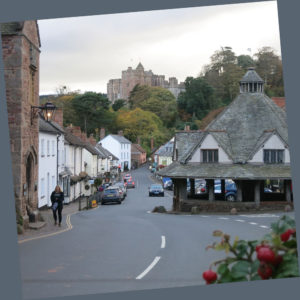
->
[19, 166, 295, 299]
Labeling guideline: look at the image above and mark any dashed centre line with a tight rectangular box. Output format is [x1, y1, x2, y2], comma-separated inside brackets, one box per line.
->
[218, 217, 229, 220]
[259, 225, 269, 229]
[235, 219, 245, 222]
[161, 235, 166, 248]
[249, 222, 258, 225]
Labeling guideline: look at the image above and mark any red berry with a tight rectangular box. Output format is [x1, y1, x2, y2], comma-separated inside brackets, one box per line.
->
[280, 231, 291, 242]
[257, 247, 276, 264]
[202, 270, 217, 284]
[258, 262, 273, 280]
[256, 244, 269, 252]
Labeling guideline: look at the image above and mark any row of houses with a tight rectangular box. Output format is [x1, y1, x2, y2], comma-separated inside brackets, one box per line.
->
[38, 113, 148, 208]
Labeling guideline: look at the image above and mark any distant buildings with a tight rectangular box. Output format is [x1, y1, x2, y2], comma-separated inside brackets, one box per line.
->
[107, 62, 185, 103]
[98, 132, 132, 171]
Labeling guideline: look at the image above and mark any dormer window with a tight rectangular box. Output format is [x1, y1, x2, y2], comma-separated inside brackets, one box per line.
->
[264, 149, 284, 163]
[202, 149, 218, 163]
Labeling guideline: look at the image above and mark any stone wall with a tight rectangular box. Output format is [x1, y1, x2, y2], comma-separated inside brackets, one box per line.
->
[2, 21, 41, 226]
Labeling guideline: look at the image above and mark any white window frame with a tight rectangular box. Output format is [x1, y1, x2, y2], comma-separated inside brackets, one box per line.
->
[41, 139, 45, 157]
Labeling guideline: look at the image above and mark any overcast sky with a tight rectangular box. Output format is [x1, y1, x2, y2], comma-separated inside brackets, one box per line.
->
[38, 1, 281, 95]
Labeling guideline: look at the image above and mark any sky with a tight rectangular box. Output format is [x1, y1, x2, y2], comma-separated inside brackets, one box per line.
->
[38, 1, 281, 95]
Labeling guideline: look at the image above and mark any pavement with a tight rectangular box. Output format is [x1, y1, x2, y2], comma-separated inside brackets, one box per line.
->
[18, 196, 90, 243]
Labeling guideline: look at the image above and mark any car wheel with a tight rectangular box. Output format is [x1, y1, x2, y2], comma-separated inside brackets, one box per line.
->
[226, 194, 236, 202]
[162, 193, 164, 197]
[118, 201, 122, 204]
[149, 193, 151, 197]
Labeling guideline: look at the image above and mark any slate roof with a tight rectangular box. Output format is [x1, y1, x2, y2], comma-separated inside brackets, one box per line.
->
[240, 67, 264, 83]
[39, 118, 59, 135]
[105, 134, 132, 144]
[155, 140, 174, 157]
[158, 69, 290, 180]
[158, 162, 291, 180]
[64, 129, 85, 147]
[83, 142, 99, 156]
[206, 92, 288, 163]
[49, 121, 65, 134]
[95, 144, 119, 160]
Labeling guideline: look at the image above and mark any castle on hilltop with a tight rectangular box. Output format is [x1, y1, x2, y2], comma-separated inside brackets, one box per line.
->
[107, 62, 185, 103]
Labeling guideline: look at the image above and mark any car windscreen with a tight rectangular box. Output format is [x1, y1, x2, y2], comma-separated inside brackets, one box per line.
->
[104, 189, 118, 194]
[150, 185, 162, 190]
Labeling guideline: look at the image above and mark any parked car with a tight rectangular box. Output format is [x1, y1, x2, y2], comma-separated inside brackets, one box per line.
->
[264, 187, 273, 193]
[114, 181, 127, 197]
[149, 184, 164, 197]
[225, 182, 237, 201]
[126, 178, 135, 188]
[111, 185, 125, 201]
[163, 177, 173, 190]
[101, 187, 122, 205]
[123, 173, 132, 181]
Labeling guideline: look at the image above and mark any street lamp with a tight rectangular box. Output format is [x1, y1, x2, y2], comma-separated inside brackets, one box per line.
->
[31, 102, 57, 124]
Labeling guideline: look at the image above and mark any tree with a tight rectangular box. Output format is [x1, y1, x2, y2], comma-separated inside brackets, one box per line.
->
[128, 85, 178, 128]
[112, 99, 127, 111]
[177, 77, 220, 120]
[254, 47, 284, 97]
[70, 92, 115, 135]
[116, 108, 171, 155]
[237, 55, 255, 71]
[203, 47, 244, 105]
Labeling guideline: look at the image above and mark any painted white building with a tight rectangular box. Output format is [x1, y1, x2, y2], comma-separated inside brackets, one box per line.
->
[64, 129, 85, 203]
[98, 134, 132, 171]
[38, 118, 59, 208]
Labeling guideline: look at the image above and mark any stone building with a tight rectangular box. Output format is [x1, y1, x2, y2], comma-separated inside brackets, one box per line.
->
[158, 68, 292, 212]
[1, 21, 41, 226]
[107, 62, 185, 102]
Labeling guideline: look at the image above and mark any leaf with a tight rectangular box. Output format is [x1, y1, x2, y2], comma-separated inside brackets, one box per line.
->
[213, 230, 223, 237]
[250, 260, 260, 275]
[217, 263, 229, 275]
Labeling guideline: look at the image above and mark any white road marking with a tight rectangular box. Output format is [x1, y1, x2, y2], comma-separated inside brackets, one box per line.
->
[218, 217, 229, 220]
[259, 225, 269, 229]
[201, 215, 209, 218]
[240, 214, 279, 218]
[249, 222, 258, 225]
[161, 236, 166, 248]
[235, 219, 245, 222]
[136, 256, 161, 280]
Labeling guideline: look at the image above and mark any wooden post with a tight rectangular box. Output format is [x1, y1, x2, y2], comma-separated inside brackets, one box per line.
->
[284, 180, 292, 203]
[254, 180, 261, 206]
[236, 180, 243, 202]
[190, 178, 195, 198]
[221, 179, 225, 199]
[207, 179, 215, 202]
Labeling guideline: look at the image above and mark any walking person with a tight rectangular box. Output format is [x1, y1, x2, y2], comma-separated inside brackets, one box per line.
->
[51, 185, 64, 226]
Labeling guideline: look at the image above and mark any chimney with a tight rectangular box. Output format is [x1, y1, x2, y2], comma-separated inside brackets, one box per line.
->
[150, 137, 154, 150]
[137, 136, 141, 145]
[184, 124, 190, 131]
[89, 134, 96, 146]
[52, 108, 64, 127]
[100, 128, 105, 140]
[118, 130, 124, 136]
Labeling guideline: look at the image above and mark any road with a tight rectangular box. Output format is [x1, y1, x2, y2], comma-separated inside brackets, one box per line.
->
[19, 166, 295, 299]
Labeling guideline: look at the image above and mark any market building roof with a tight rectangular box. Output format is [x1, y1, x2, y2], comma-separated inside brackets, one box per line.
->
[39, 118, 59, 135]
[158, 162, 291, 180]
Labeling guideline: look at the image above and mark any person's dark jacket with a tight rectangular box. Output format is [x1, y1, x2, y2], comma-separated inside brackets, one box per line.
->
[51, 191, 64, 207]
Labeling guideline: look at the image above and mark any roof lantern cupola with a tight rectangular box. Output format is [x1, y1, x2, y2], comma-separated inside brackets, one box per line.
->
[239, 67, 264, 94]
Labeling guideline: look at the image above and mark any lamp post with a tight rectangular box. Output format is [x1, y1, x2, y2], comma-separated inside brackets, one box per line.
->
[31, 101, 57, 124]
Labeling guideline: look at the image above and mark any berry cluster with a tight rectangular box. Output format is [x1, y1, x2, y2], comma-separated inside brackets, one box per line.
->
[280, 228, 296, 242]
[256, 244, 283, 279]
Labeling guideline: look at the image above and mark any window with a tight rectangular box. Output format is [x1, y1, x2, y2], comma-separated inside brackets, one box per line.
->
[202, 149, 219, 163]
[47, 140, 50, 156]
[41, 139, 45, 156]
[264, 150, 284, 163]
[52, 141, 55, 156]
